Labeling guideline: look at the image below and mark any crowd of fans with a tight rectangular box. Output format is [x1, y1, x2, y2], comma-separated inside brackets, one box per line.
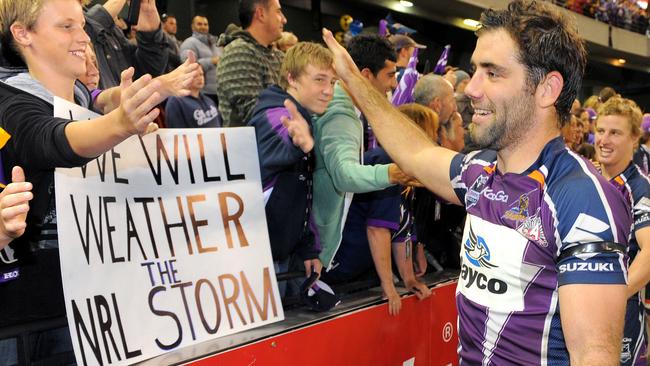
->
[1, 0, 650, 364]
[559, 0, 650, 35]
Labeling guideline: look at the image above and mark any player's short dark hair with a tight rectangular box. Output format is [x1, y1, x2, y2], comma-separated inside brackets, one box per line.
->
[346, 35, 397, 76]
[478, 0, 587, 127]
[238, 0, 270, 28]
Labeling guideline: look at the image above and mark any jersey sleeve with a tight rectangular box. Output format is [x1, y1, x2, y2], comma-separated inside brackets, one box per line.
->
[550, 164, 632, 286]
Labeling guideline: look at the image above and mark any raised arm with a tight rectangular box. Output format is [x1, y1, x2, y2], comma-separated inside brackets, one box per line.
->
[94, 52, 198, 114]
[323, 29, 460, 204]
[65, 67, 162, 158]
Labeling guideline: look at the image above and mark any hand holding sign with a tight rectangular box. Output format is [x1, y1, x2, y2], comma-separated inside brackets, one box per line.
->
[117, 67, 162, 136]
[0, 166, 32, 249]
[281, 99, 314, 153]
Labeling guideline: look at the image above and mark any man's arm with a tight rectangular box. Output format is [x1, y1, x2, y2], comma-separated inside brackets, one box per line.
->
[559, 283, 626, 365]
[323, 29, 459, 204]
[318, 112, 393, 193]
[367, 226, 401, 316]
[65, 68, 163, 158]
[626, 226, 650, 297]
[94, 53, 199, 114]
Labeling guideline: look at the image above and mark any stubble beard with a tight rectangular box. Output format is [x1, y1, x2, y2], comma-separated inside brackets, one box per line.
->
[470, 92, 535, 151]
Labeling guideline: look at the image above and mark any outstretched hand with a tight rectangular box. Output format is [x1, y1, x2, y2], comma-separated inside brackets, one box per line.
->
[281, 99, 314, 153]
[118, 67, 162, 136]
[136, 0, 161, 31]
[0, 167, 33, 249]
[156, 51, 200, 99]
[322, 28, 360, 84]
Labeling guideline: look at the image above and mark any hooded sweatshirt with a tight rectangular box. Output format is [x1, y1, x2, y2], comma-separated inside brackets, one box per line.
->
[216, 24, 283, 127]
[248, 85, 320, 262]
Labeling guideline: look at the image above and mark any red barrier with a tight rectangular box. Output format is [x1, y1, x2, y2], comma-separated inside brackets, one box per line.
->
[187, 281, 459, 366]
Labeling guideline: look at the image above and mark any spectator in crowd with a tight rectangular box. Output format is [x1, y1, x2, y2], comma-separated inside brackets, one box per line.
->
[388, 34, 425, 83]
[78, 44, 100, 95]
[321, 0, 631, 362]
[413, 74, 457, 145]
[581, 106, 598, 143]
[575, 118, 585, 145]
[161, 13, 182, 71]
[571, 98, 581, 116]
[595, 96, 650, 366]
[0, 1, 197, 361]
[216, 0, 286, 127]
[180, 15, 221, 105]
[165, 66, 221, 128]
[561, 114, 580, 150]
[440, 111, 465, 152]
[311, 34, 412, 271]
[576, 142, 596, 160]
[633, 113, 650, 174]
[248, 42, 335, 295]
[84, 0, 169, 89]
[584, 94, 601, 110]
[275, 31, 298, 52]
[162, 13, 181, 55]
[323, 103, 433, 316]
[599, 85, 618, 103]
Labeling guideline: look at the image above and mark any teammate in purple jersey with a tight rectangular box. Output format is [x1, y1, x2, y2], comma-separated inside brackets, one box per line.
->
[595, 97, 650, 366]
[314, 0, 633, 364]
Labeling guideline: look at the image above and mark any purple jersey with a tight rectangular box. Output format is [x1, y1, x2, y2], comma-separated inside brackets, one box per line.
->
[449, 137, 632, 365]
[609, 162, 650, 366]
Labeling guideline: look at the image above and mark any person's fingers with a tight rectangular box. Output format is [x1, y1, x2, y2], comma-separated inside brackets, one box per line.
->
[185, 49, 197, 64]
[1, 203, 29, 221]
[1, 182, 32, 196]
[304, 261, 312, 277]
[1, 191, 33, 209]
[283, 99, 300, 120]
[11, 166, 25, 183]
[119, 67, 136, 99]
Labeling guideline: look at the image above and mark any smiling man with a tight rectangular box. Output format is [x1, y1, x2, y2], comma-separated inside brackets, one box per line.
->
[319, 0, 631, 364]
[248, 42, 337, 291]
[311, 34, 414, 273]
[595, 97, 650, 366]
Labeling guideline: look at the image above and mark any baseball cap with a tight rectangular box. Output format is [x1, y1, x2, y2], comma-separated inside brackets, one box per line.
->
[389, 34, 427, 51]
[584, 107, 597, 120]
[300, 273, 341, 312]
[642, 114, 650, 133]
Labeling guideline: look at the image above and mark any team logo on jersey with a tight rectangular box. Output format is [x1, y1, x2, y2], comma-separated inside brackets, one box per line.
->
[516, 209, 548, 247]
[465, 175, 488, 209]
[620, 337, 632, 363]
[504, 193, 530, 221]
[464, 225, 498, 268]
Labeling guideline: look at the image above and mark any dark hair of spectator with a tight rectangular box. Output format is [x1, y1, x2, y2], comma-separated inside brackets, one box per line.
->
[346, 34, 397, 76]
[598, 86, 617, 103]
[576, 143, 595, 160]
[161, 13, 175, 22]
[239, 0, 269, 29]
[477, 0, 587, 127]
